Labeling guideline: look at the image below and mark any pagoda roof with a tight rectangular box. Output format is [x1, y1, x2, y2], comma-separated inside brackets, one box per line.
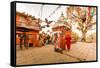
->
[52, 21, 66, 28]
[16, 23, 41, 32]
[16, 11, 37, 20]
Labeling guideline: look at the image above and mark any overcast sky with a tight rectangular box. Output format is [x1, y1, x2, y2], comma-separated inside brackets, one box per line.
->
[16, 3, 67, 21]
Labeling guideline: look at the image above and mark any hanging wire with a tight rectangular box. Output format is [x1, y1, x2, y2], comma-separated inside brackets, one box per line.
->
[47, 5, 61, 18]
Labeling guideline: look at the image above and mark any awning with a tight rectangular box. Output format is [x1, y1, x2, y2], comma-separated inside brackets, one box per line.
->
[16, 23, 40, 32]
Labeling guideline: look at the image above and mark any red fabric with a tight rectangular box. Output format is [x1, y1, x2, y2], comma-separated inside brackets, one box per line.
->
[57, 36, 66, 50]
[88, 7, 91, 16]
[65, 32, 71, 50]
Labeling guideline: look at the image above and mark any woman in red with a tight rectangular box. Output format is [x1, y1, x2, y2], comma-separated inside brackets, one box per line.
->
[65, 29, 71, 51]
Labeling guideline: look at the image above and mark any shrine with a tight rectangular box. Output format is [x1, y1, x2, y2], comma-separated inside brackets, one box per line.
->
[16, 12, 41, 48]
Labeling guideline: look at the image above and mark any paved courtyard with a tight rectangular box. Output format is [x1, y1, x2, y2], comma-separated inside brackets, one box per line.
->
[16, 42, 96, 65]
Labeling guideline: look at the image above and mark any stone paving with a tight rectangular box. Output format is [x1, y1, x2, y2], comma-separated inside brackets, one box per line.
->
[16, 42, 96, 65]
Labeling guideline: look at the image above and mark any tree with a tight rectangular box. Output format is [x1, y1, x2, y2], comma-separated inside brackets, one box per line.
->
[66, 6, 96, 42]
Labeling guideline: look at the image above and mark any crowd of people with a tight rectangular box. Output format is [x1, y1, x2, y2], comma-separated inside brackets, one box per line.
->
[18, 32, 53, 50]
[53, 29, 71, 54]
[38, 32, 52, 46]
[18, 29, 72, 53]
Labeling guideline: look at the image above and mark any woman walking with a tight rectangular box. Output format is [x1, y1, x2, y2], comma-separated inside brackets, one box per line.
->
[58, 33, 65, 50]
[55, 33, 64, 54]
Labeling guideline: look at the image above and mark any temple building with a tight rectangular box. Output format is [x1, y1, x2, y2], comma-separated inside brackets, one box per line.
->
[52, 12, 68, 34]
[16, 11, 41, 49]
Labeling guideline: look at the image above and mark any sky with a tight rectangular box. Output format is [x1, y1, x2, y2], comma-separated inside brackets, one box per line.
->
[16, 3, 67, 21]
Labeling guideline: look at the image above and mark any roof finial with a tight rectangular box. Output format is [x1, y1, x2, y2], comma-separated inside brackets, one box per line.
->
[61, 12, 64, 17]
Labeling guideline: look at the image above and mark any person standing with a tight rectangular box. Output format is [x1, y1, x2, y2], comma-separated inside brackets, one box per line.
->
[53, 33, 58, 51]
[65, 29, 71, 51]
[19, 34, 23, 50]
[23, 33, 29, 49]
